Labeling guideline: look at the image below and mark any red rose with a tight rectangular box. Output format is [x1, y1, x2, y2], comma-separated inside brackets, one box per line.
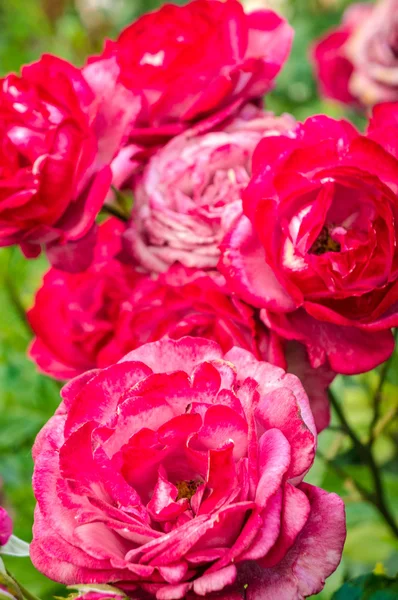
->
[0, 55, 139, 271]
[219, 116, 398, 374]
[28, 219, 142, 379]
[92, 0, 292, 150]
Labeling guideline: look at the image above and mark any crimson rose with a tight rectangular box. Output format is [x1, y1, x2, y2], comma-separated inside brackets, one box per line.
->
[220, 116, 398, 374]
[0, 54, 138, 270]
[31, 337, 345, 599]
[92, 0, 293, 148]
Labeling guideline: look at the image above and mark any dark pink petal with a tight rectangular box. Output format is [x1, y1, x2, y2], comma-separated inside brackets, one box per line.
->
[119, 337, 223, 376]
[237, 484, 345, 599]
[219, 215, 296, 311]
[260, 483, 310, 567]
[263, 308, 395, 374]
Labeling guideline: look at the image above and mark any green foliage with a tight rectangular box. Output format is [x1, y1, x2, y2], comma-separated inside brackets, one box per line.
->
[0, 0, 397, 599]
[332, 572, 398, 599]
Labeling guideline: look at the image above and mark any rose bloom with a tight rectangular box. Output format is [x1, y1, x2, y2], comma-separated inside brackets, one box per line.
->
[0, 54, 138, 271]
[313, 0, 398, 107]
[0, 507, 12, 546]
[92, 0, 293, 148]
[123, 106, 296, 272]
[219, 115, 398, 375]
[31, 336, 345, 599]
[28, 221, 333, 431]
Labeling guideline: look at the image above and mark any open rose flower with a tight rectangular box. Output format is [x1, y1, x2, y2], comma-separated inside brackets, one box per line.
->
[0, 507, 12, 547]
[31, 337, 345, 598]
[28, 219, 142, 379]
[220, 116, 398, 374]
[92, 0, 293, 150]
[313, 0, 398, 107]
[28, 227, 333, 431]
[0, 54, 139, 271]
[123, 106, 296, 272]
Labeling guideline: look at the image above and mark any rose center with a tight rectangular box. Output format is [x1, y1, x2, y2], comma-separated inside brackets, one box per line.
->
[309, 226, 341, 255]
[176, 479, 201, 501]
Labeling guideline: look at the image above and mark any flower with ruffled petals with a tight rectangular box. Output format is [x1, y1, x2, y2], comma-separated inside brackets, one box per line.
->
[0, 54, 139, 271]
[220, 115, 398, 374]
[31, 337, 345, 599]
[90, 0, 293, 152]
[123, 105, 296, 272]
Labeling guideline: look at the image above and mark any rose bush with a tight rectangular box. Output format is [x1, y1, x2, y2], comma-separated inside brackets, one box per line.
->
[31, 337, 345, 599]
[28, 227, 333, 431]
[0, 54, 138, 271]
[92, 0, 293, 149]
[313, 0, 398, 107]
[123, 105, 296, 272]
[220, 115, 398, 374]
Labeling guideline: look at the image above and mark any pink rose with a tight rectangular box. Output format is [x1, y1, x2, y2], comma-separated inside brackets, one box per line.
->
[31, 337, 345, 598]
[313, 0, 398, 107]
[91, 0, 293, 150]
[219, 115, 398, 374]
[123, 106, 296, 272]
[0, 507, 12, 546]
[29, 240, 333, 431]
[0, 54, 139, 271]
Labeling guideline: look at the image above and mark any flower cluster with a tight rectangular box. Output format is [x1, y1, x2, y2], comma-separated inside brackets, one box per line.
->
[0, 0, 397, 598]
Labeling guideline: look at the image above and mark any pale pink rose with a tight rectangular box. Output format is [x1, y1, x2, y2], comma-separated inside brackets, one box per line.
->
[346, 0, 398, 106]
[123, 105, 296, 272]
[31, 337, 345, 598]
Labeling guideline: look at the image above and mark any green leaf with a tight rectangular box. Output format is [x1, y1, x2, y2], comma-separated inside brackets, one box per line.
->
[0, 535, 30, 558]
[332, 573, 398, 599]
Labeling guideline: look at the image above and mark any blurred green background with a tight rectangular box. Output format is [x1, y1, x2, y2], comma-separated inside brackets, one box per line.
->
[0, 0, 397, 598]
